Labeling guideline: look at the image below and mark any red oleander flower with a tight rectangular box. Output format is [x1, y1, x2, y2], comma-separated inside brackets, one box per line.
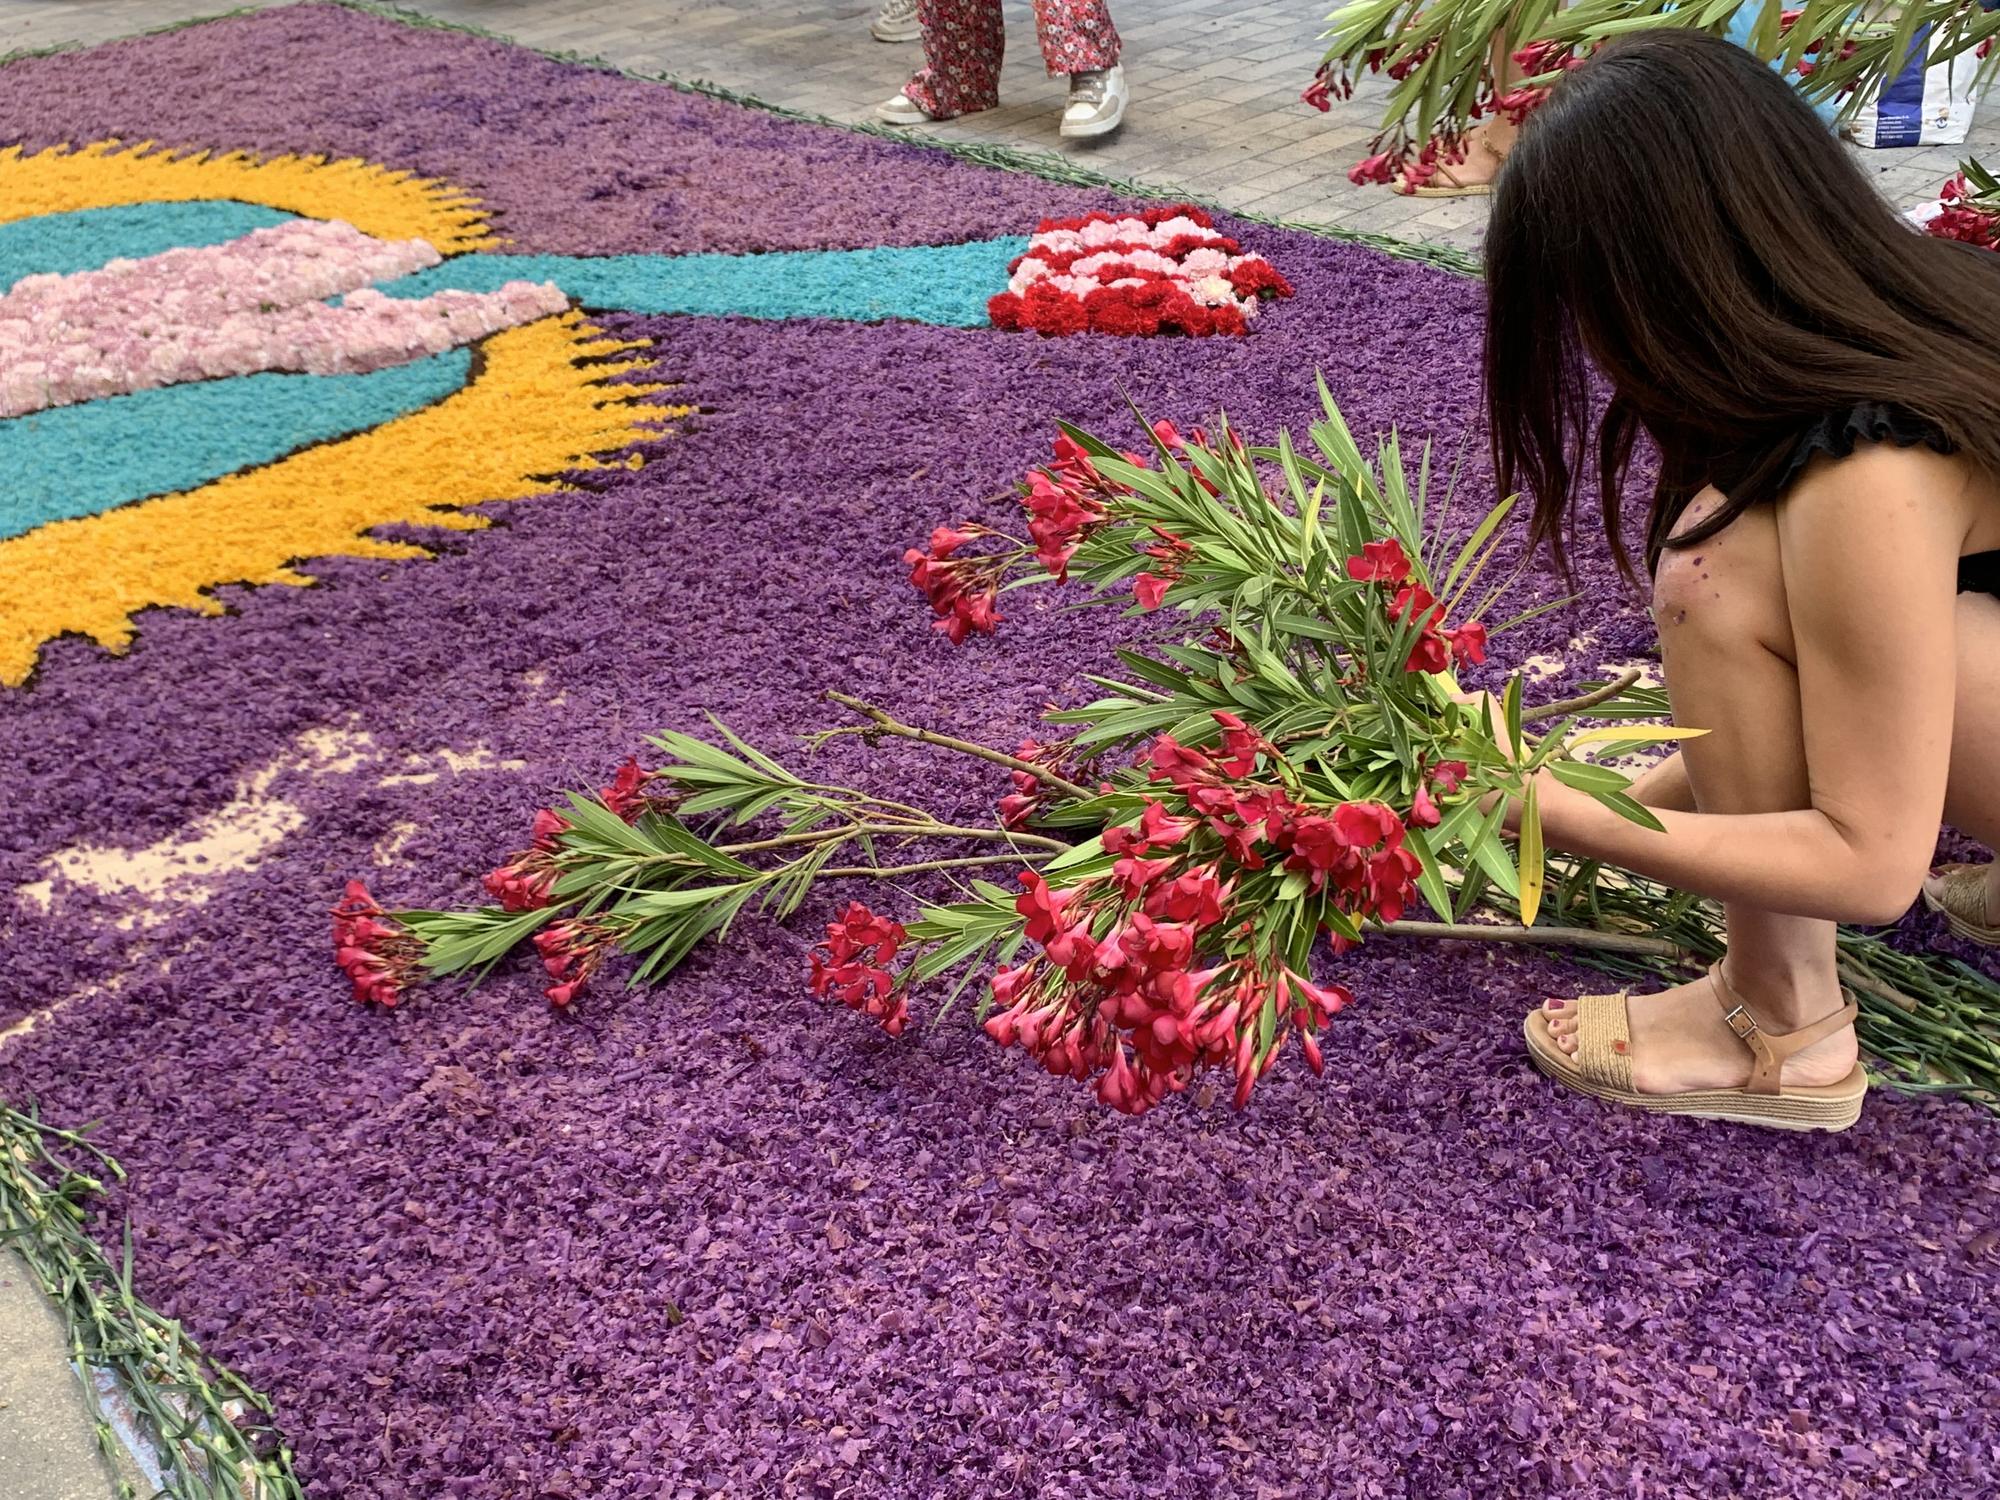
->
[1442, 621, 1488, 667]
[1048, 433, 1102, 490]
[531, 807, 569, 849]
[1388, 581, 1442, 628]
[1210, 710, 1273, 778]
[998, 792, 1038, 830]
[1132, 527, 1192, 611]
[1112, 853, 1174, 899]
[1144, 864, 1229, 928]
[928, 525, 981, 557]
[1014, 870, 1075, 945]
[1103, 800, 1198, 856]
[1409, 782, 1441, 829]
[1151, 418, 1186, 451]
[482, 859, 554, 912]
[330, 880, 423, 1008]
[983, 866, 1341, 1114]
[1926, 179, 2000, 251]
[1365, 843, 1422, 923]
[1430, 760, 1469, 794]
[533, 918, 617, 1008]
[600, 756, 649, 820]
[809, 900, 910, 1036]
[1405, 630, 1452, 675]
[1346, 537, 1411, 582]
[1349, 151, 1399, 187]
[1141, 733, 1218, 789]
[996, 737, 1074, 831]
[905, 525, 1008, 642]
[1022, 464, 1110, 581]
[1493, 86, 1550, 124]
[1333, 800, 1403, 850]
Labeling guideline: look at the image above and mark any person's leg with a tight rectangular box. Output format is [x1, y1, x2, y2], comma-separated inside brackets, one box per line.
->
[1406, 33, 1522, 192]
[1541, 495, 2000, 1092]
[1938, 590, 2000, 923]
[1034, 0, 1125, 137]
[872, 0, 922, 44]
[898, 0, 1005, 119]
[1626, 750, 1695, 811]
[1031, 0, 1120, 76]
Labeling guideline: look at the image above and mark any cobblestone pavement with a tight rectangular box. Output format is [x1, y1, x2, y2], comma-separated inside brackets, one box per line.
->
[3, 0, 1992, 259]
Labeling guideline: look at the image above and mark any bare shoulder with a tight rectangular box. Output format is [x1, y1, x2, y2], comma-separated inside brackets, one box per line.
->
[1780, 443, 1979, 550]
[1667, 483, 1733, 540]
[1784, 441, 1973, 516]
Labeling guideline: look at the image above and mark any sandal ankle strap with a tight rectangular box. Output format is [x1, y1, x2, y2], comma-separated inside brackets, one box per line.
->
[1711, 963, 1857, 1095]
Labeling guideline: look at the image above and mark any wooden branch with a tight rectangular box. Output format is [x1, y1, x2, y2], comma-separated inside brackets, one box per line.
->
[1382, 919, 1689, 959]
[826, 691, 1096, 802]
[1519, 668, 1645, 727]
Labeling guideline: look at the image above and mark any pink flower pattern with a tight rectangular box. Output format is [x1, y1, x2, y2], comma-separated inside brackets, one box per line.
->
[903, 0, 1121, 120]
[0, 219, 568, 418]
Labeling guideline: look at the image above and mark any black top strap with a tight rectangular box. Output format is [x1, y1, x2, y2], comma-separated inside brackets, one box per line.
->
[1771, 402, 1955, 501]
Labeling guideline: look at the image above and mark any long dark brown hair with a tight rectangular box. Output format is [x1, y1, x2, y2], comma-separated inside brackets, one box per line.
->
[1486, 29, 2000, 576]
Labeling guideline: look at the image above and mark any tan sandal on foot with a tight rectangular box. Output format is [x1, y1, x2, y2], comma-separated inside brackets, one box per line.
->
[1523, 965, 1867, 1132]
[1923, 863, 1999, 945]
[1399, 140, 1505, 197]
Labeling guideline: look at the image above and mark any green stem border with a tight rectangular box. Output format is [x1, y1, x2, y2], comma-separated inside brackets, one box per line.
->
[0, 1103, 302, 1498]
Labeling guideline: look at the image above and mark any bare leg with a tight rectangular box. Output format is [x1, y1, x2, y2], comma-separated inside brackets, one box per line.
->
[1542, 497, 2000, 1092]
[1416, 34, 1522, 190]
[1626, 750, 1694, 812]
[1940, 591, 2000, 923]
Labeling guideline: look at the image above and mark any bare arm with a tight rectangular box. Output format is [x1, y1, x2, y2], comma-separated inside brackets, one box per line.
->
[1534, 451, 1963, 925]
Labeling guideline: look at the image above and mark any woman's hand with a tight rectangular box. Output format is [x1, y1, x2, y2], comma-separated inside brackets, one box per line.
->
[1452, 688, 1518, 761]
[1454, 688, 1529, 829]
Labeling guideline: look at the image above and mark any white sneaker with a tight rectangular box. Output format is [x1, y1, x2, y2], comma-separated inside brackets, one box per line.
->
[871, 0, 921, 43]
[1060, 64, 1127, 139]
[876, 91, 933, 126]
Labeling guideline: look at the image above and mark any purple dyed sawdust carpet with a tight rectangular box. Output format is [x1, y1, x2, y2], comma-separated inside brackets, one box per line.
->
[2, 6, 1996, 1497]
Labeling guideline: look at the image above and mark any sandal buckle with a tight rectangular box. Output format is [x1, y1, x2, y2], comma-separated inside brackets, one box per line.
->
[1722, 1005, 1760, 1042]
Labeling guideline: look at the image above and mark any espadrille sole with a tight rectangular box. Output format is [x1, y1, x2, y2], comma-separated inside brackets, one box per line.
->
[1922, 884, 2000, 947]
[1401, 181, 1492, 198]
[1523, 1011, 1866, 1133]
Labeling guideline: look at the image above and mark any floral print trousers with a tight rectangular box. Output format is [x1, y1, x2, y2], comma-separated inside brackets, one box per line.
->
[903, 0, 1122, 119]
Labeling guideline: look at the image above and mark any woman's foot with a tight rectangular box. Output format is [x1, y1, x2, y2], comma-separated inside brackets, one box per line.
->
[1538, 966, 1859, 1094]
[876, 91, 937, 125]
[871, 0, 921, 43]
[1397, 121, 1511, 196]
[1923, 860, 2000, 943]
[1060, 65, 1128, 139]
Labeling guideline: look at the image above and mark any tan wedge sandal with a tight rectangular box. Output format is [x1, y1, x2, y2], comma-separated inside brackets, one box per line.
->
[1523, 965, 1868, 1132]
[1923, 863, 1999, 946]
[1399, 139, 1507, 197]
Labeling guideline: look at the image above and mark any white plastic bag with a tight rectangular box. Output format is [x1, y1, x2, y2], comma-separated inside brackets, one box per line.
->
[1847, 26, 1982, 147]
